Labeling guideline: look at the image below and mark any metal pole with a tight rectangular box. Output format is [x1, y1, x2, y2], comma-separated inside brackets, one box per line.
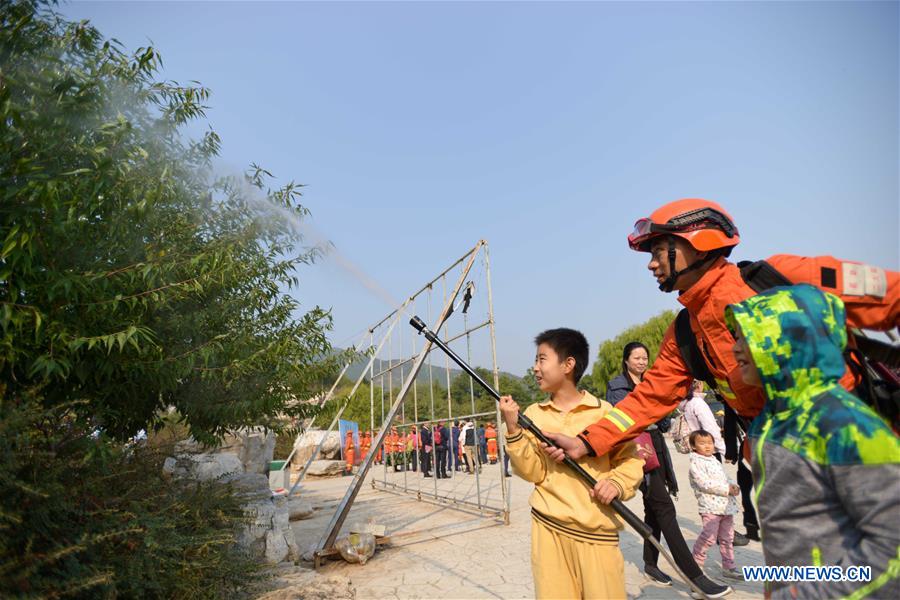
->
[442, 275, 454, 478]
[369, 330, 375, 466]
[464, 308, 483, 510]
[427, 286, 439, 498]
[380, 374, 386, 482]
[400, 326, 408, 492]
[483, 242, 510, 521]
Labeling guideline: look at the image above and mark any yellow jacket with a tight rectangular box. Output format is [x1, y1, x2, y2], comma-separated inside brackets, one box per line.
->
[506, 391, 644, 538]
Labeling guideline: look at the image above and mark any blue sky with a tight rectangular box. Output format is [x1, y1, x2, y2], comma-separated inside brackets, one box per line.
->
[63, 1, 899, 375]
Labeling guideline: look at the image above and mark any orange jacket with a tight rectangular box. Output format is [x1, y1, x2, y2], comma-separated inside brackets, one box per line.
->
[581, 255, 899, 457]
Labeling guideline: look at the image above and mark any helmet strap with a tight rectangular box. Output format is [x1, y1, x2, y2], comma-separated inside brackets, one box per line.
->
[658, 238, 721, 293]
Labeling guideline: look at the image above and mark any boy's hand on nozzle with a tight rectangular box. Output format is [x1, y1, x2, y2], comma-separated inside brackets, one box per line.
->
[729, 484, 740, 496]
[590, 480, 621, 505]
[540, 432, 588, 462]
[498, 395, 520, 435]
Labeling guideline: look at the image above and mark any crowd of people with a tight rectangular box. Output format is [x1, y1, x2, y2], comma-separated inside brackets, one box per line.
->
[350, 418, 512, 478]
[497, 199, 898, 599]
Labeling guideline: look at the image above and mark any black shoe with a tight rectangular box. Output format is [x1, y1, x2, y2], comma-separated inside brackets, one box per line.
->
[423, 473, 432, 478]
[732, 532, 749, 547]
[643, 565, 672, 586]
[743, 526, 760, 542]
[690, 574, 732, 599]
[504, 472, 511, 477]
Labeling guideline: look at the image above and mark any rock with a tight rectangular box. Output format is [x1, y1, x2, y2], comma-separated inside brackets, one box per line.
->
[173, 427, 275, 475]
[224, 472, 273, 501]
[231, 476, 298, 564]
[161, 457, 177, 481]
[288, 499, 314, 521]
[265, 529, 290, 564]
[274, 495, 300, 561]
[291, 430, 341, 468]
[219, 427, 276, 475]
[173, 436, 205, 454]
[273, 495, 291, 531]
[305, 460, 345, 477]
[299, 543, 318, 563]
[161, 452, 243, 482]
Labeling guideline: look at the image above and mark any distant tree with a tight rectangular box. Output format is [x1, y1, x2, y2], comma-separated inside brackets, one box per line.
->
[589, 310, 677, 398]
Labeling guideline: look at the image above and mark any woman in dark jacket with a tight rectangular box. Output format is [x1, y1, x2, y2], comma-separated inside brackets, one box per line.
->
[607, 342, 729, 596]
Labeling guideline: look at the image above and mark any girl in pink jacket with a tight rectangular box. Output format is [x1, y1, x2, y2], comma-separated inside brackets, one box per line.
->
[688, 430, 742, 581]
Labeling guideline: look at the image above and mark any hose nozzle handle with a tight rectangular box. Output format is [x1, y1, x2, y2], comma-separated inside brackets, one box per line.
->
[409, 316, 427, 333]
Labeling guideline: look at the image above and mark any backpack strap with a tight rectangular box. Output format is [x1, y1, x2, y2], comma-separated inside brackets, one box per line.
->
[674, 308, 717, 389]
[737, 260, 793, 292]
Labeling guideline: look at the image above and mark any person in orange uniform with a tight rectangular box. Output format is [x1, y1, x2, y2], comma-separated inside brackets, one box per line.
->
[359, 430, 371, 463]
[343, 430, 355, 474]
[485, 422, 498, 463]
[386, 427, 398, 469]
[541, 198, 899, 483]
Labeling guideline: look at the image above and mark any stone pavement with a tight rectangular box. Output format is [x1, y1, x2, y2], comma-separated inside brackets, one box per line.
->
[278, 440, 765, 599]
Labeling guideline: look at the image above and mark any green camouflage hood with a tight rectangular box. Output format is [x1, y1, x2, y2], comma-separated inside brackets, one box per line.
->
[727, 286, 900, 600]
[725, 284, 847, 413]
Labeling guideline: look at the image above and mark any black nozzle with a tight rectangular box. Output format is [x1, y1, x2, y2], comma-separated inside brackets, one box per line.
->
[410, 316, 427, 333]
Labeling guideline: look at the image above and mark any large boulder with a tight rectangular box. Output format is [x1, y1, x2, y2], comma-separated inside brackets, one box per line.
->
[162, 452, 243, 482]
[305, 460, 345, 477]
[290, 430, 341, 468]
[232, 476, 298, 564]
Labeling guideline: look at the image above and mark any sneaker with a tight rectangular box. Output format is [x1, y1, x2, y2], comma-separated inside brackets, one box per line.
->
[689, 574, 732, 599]
[732, 532, 749, 547]
[643, 564, 672, 586]
[721, 567, 743, 581]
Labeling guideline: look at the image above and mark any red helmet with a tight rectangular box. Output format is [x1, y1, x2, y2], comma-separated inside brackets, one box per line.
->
[628, 198, 740, 253]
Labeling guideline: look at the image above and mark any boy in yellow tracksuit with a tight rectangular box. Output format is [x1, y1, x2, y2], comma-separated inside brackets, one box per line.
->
[500, 328, 644, 600]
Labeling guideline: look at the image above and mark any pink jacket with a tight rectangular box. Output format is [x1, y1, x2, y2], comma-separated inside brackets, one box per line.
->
[679, 393, 725, 455]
